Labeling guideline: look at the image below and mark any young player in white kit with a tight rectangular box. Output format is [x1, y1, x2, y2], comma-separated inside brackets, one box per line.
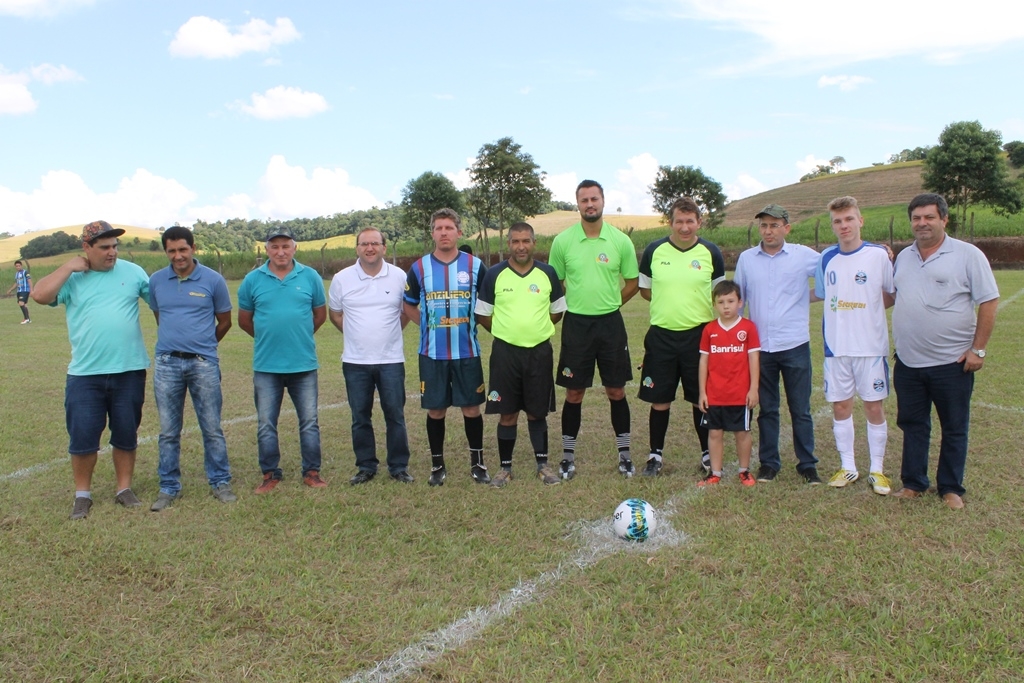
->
[814, 196, 895, 495]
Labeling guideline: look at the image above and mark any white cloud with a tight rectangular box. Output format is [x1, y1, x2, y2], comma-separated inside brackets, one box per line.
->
[235, 86, 328, 120]
[169, 16, 301, 59]
[519, 86, 531, 95]
[0, 72, 36, 114]
[795, 154, 830, 176]
[444, 158, 476, 190]
[0, 0, 92, 17]
[817, 75, 872, 92]
[433, 93, 455, 100]
[29, 63, 82, 84]
[542, 172, 580, 204]
[668, 0, 1024, 72]
[604, 153, 660, 215]
[0, 156, 379, 233]
[724, 173, 767, 202]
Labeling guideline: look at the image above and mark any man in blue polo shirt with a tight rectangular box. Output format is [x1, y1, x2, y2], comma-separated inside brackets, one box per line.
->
[32, 220, 150, 520]
[238, 227, 328, 493]
[148, 226, 235, 511]
[734, 204, 823, 484]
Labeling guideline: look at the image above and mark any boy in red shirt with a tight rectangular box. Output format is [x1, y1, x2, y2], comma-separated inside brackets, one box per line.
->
[697, 280, 761, 487]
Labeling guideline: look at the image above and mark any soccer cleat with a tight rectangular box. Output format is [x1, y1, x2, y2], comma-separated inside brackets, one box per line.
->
[828, 469, 860, 488]
[471, 464, 491, 484]
[559, 459, 576, 481]
[20, 319, 31, 325]
[868, 472, 892, 496]
[150, 492, 177, 512]
[428, 466, 447, 487]
[254, 473, 281, 494]
[801, 468, 823, 485]
[618, 458, 635, 478]
[349, 470, 376, 485]
[537, 464, 561, 485]
[755, 465, 778, 482]
[739, 471, 756, 487]
[490, 469, 512, 488]
[303, 471, 328, 488]
[211, 483, 238, 503]
[389, 470, 414, 483]
[69, 497, 92, 520]
[700, 450, 711, 475]
[697, 473, 721, 488]
[640, 457, 663, 477]
[114, 488, 142, 508]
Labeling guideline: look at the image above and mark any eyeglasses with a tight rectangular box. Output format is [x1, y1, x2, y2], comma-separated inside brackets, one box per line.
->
[357, 241, 384, 248]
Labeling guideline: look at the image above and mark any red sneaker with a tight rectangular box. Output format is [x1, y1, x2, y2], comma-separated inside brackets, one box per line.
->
[303, 470, 328, 488]
[739, 471, 756, 487]
[697, 474, 722, 488]
[254, 473, 280, 494]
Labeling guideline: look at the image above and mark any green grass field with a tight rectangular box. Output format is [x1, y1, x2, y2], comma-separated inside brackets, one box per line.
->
[1, 273, 1023, 681]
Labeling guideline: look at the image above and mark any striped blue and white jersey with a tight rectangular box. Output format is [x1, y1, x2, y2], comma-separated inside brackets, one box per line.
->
[404, 252, 486, 360]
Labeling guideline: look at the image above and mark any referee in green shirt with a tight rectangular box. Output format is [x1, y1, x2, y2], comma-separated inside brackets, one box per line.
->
[548, 180, 640, 479]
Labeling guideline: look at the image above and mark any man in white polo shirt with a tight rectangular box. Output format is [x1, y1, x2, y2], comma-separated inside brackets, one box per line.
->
[328, 228, 413, 484]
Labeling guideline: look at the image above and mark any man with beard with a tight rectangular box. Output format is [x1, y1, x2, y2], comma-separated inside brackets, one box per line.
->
[548, 180, 640, 479]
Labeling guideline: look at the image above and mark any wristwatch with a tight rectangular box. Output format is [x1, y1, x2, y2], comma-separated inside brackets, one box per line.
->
[971, 348, 986, 358]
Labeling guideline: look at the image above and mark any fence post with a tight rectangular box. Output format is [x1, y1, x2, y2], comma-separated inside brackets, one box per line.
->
[747, 221, 753, 247]
[216, 249, 223, 275]
[970, 212, 975, 242]
[321, 244, 327, 277]
[888, 215, 894, 248]
[814, 218, 820, 251]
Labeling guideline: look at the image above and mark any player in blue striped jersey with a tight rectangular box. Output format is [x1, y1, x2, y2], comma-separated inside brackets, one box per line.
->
[404, 208, 490, 486]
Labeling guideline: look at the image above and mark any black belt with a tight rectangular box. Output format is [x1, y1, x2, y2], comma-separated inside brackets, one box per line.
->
[169, 351, 204, 360]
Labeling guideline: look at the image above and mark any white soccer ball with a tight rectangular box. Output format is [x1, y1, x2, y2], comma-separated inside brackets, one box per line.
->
[613, 498, 657, 542]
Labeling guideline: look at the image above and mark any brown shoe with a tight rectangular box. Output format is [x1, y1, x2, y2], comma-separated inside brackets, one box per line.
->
[942, 492, 965, 510]
[890, 487, 923, 499]
[254, 473, 280, 494]
[303, 470, 328, 488]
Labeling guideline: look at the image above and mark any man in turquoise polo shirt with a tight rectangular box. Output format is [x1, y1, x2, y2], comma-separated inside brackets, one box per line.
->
[238, 228, 328, 493]
[548, 180, 640, 479]
[32, 220, 150, 520]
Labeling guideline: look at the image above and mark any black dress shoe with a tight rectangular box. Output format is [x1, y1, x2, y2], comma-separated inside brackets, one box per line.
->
[349, 470, 376, 485]
[390, 470, 414, 483]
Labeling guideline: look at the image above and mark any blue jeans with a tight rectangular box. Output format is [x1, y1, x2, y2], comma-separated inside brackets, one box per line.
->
[756, 343, 817, 473]
[894, 357, 974, 497]
[154, 354, 230, 495]
[343, 362, 410, 474]
[254, 370, 321, 479]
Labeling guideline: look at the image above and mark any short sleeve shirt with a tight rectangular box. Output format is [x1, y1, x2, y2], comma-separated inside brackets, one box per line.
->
[403, 251, 485, 360]
[475, 260, 566, 348]
[639, 236, 725, 331]
[53, 259, 150, 376]
[548, 222, 639, 316]
[328, 261, 407, 365]
[700, 317, 761, 406]
[150, 261, 232, 360]
[814, 243, 894, 358]
[237, 260, 326, 373]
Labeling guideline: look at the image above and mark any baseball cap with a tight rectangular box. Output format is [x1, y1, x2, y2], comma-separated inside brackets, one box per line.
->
[81, 220, 125, 243]
[755, 204, 789, 223]
[266, 226, 297, 241]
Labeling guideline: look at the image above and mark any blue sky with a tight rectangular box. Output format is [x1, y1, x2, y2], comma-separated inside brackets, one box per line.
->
[2, 0, 1023, 234]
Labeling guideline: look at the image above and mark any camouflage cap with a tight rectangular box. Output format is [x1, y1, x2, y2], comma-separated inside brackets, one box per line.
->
[266, 226, 297, 241]
[81, 220, 125, 243]
[755, 204, 790, 223]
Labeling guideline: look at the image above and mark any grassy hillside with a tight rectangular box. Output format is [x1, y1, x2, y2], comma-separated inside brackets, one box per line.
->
[722, 162, 927, 227]
[0, 223, 162, 264]
[526, 210, 664, 236]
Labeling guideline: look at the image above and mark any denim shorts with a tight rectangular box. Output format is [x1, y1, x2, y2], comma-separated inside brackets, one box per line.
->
[65, 370, 147, 455]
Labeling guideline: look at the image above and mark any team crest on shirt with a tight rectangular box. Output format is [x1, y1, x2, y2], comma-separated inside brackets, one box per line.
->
[529, 284, 540, 293]
[855, 271, 867, 285]
[562, 367, 574, 378]
[690, 260, 702, 270]
[596, 253, 609, 263]
[457, 271, 470, 284]
[737, 330, 747, 342]
[488, 391, 501, 402]
[642, 376, 654, 388]
[873, 378, 885, 392]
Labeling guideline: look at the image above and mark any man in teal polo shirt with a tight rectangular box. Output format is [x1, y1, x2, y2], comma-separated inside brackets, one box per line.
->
[238, 228, 328, 493]
[548, 180, 640, 479]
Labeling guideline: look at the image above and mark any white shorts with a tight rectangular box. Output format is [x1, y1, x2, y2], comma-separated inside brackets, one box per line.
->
[823, 356, 889, 402]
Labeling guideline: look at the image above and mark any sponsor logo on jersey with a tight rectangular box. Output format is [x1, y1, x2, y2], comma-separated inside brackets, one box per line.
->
[488, 391, 501, 402]
[711, 344, 745, 353]
[596, 253, 609, 263]
[438, 316, 470, 326]
[855, 270, 867, 285]
[502, 287, 514, 292]
[457, 270, 470, 285]
[425, 290, 472, 300]
[830, 296, 867, 312]
[188, 291, 206, 297]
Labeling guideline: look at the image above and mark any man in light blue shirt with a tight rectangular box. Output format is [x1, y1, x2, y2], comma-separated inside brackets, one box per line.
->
[149, 226, 235, 511]
[238, 227, 328, 493]
[734, 205, 822, 484]
[32, 220, 150, 520]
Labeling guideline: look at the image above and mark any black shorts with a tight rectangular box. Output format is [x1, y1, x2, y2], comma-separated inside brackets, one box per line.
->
[700, 405, 752, 432]
[556, 310, 632, 389]
[485, 338, 556, 417]
[637, 324, 705, 405]
[16, 292, 29, 304]
[418, 356, 485, 410]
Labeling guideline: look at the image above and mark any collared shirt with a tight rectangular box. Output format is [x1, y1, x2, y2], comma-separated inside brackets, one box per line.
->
[734, 241, 819, 353]
[639, 236, 724, 331]
[237, 260, 326, 373]
[475, 259, 566, 348]
[403, 251, 486, 360]
[548, 221, 639, 316]
[893, 235, 999, 367]
[328, 261, 407, 365]
[150, 260, 232, 360]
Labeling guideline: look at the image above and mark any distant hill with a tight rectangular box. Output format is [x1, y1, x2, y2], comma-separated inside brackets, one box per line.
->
[526, 211, 664, 236]
[722, 162, 926, 227]
[0, 223, 161, 264]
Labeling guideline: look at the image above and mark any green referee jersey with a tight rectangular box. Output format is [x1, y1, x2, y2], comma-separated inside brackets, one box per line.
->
[475, 260, 566, 347]
[548, 221, 639, 315]
[638, 236, 725, 331]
